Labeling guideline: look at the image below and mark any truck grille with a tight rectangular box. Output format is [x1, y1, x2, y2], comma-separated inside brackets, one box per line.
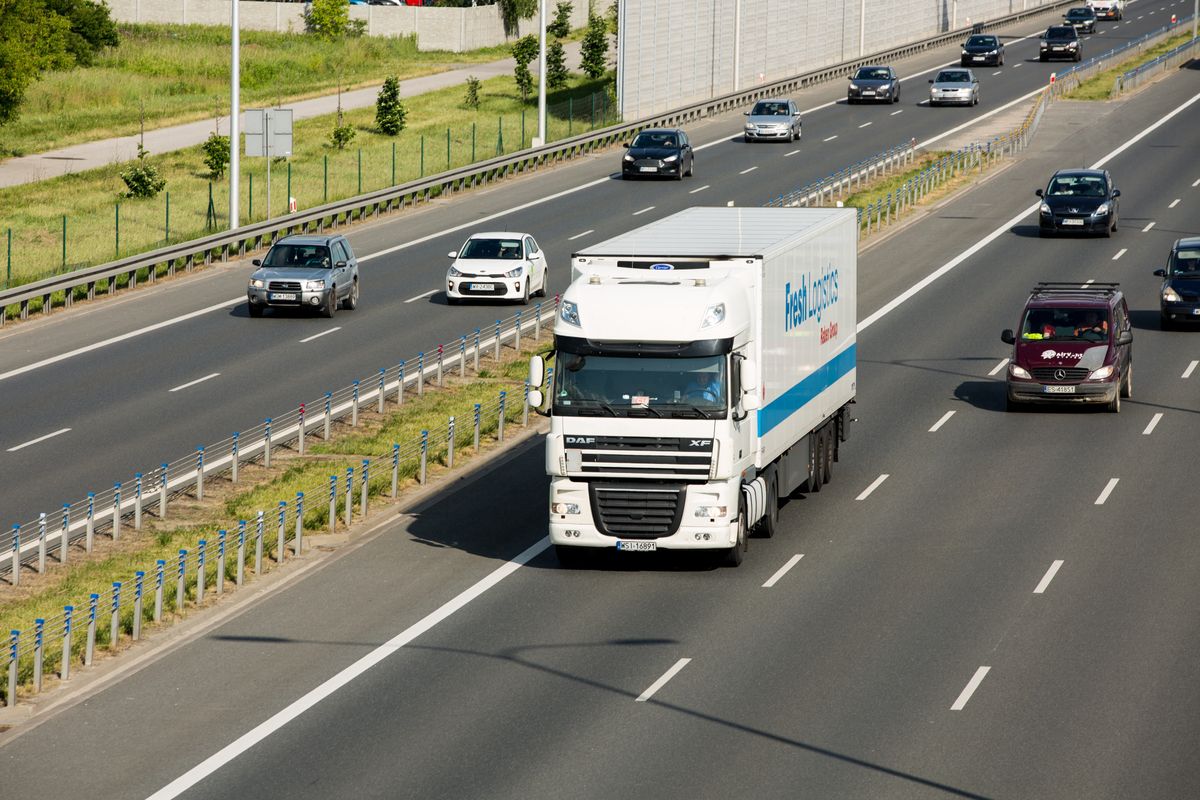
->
[565, 436, 714, 480]
[1030, 367, 1089, 382]
[590, 483, 684, 539]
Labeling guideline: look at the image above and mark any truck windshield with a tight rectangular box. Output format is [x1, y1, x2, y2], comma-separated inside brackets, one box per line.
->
[553, 354, 727, 418]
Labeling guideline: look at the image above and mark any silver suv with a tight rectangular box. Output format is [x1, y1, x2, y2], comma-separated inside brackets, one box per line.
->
[246, 234, 359, 318]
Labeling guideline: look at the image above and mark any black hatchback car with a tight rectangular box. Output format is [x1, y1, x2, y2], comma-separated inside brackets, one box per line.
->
[1036, 169, 1120, 237]
[621, 128, 694, 180]
[1064, 6, 1098, 33]
[961, 34, 1005, 66]
[1040, 25, 1082, 61]
[1155, 237, 1200, 328]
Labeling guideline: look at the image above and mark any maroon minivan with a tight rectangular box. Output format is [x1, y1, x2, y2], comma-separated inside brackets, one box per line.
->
[1001, 282, 1133, 412]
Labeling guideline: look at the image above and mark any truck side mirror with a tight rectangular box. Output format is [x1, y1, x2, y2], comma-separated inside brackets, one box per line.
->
[528, 388, 544, 409]
[529, 355, 545, 388]
[739, 358, 759, 393]
[741, 391, 761, 411]
[1001, 329, 1016, 344]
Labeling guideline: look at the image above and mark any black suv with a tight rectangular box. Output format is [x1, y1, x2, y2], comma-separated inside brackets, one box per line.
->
[1155, 237, 1200, 328]
[1040, 26, 1082, 61]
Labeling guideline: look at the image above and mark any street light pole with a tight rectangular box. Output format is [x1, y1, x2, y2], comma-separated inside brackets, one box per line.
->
[230, 0, 240, 229]
[535, 0, 547, 147]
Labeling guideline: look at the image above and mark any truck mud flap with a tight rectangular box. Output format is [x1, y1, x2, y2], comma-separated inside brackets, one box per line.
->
[742, 478, 768, 528]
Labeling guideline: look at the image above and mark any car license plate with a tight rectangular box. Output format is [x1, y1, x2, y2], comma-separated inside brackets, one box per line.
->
[1062, 219, 1084, 226]
[467, 283, 493, 291]
[862, 90, 875, 95]
[1053, 46, 1064, 50]
[639, 166, 657, 173]
[269, 293, 297, 301]
[1044, 385, 1077, 394]
[974, 56, 985, 60]
[616, 540, 657, 552]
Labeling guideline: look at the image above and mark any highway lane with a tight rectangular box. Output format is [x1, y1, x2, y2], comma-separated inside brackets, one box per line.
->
[2, 54, 1198, 798]
[1, 1, 1187, 528]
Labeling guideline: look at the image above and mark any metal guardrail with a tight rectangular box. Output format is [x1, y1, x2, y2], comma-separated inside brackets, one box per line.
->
[1112, 31, 1199, 96]
[0, 0, 1079, 327]
[1045, 14, 1196, 96]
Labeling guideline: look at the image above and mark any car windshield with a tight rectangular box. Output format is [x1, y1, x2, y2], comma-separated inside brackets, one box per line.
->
[1020, 308, 1111, 342]
[553, 354, 727, 418]
[459, 238, 522, 259]
[1171, 248, 1200, 275]
[1046, 27, 1076, 39]
[262, 244, 332, 269]
[854, 68, 890, 80]
[632, 132, 678, 148]
[1067, 8, 1093, 18]
[1045, 175, 1107, 197]
[967, 36, 997, 46]
[751, 101, 789, 115]
[936, 71, 971, 82]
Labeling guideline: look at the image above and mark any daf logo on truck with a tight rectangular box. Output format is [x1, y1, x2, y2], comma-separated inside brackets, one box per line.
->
[565, 436, 597, 445]
[784, 262, 840, 331]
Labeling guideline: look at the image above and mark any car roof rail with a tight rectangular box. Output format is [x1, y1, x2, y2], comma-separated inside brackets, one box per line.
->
[1031, 281, 1120, 296]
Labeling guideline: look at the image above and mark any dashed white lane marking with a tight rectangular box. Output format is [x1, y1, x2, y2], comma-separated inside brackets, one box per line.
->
[1095, 478, 1120, 505]
[824, 135, 839, 142]
[636, 658, 692, 702]
[7, 428, 71, 453]
[859, 121, 873, 128]
[1112, 248, 1128, 260]
[1143, 413, 1164, 435]
[763, 554, 804, 588]
[299, 327, 342, 343]
[1013, 62, 1023, 67]
[633, 206, 655, 216]
[951, 666, 991, 711]
[890, 109, 904, 115]
[403, 290, 436, 304]
[740, 166, 759, 174]
[567, 229, 594, 241]
[1143, 221, 1156, 232]
[785, 149, 801, 157]
[1082, 279, 1095, 288]
[929, 410, 956, 432]
[688, 184, 710, 194]
[1193, 178, 1200, 187]
[1034, 560, 1065, 594]
[1182, 360, 1198, 378]
[168, 373, 220, 393]
[993, 70, 1003, 75]
[856, 474, 889, 501]
[1169, 198, 1181, 208]
[988, 358, 1009, 377]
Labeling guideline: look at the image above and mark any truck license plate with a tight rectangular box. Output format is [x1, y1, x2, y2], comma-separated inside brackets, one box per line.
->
[1044, 385, 1076, 394]
[616, 540, 657, 552]
[468, 283, 493, 291]
[269, 293, 297, 301]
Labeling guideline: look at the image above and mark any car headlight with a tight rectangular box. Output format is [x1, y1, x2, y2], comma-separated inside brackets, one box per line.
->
[1068, 42, 1078, 48]
[849, 82, 860, 89]
[304, 280, 325, 291]
[1088, 365, 1114, 380]
[1093, 203, 1109, 216]
[1040, 202, 1052, 215]
[448, 265, 462, 277]
[503, 265, 525, 278]
[695, 506, 728, 518]
[1040, 42, 1049, 48]
[560, 300, 581, 327]
[249, 278, 265, 289]
[663, 154, 678, 163]
[1163, 286, 1182, 302]
[745, 123, 756, 130]
[961, 49, 969, 55]
[988, 49, 999, 55]
[551, 502, 580, 515]
[1009, 364, 1032, 379]
[624, 154, 634, 162]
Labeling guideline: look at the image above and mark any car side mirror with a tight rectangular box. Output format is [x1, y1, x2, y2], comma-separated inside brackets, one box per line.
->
[1153, 269, 1166, 277]
[1111, 189, 1121, 198]
[447, 251, 457, 259]
[252, 258, 262, 266]
[928, 78, 935, 83]
[623, 142, 630, 148]
[1116, 330, 1133, 346]
[744, 110, 750, 115]
[1001, 329, 1016, 345]
[1035, 188, 1044, 197]
[335, 260, 347, 268]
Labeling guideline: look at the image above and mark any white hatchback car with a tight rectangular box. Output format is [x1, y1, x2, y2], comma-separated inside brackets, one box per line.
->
[446, 232, 548, 304]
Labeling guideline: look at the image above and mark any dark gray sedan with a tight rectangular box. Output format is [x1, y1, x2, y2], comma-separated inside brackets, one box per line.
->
[246, 234, 360, 318]
[742, 98, 802, 141]
[847, 66, 900, 104]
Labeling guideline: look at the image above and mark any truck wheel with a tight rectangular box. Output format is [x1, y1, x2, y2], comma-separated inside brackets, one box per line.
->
[723, 500, 747, 567]
[811, 436, 825, 493]
[555, 545, 589, 568]
[756, 474, 778, 539]
[822, 429, 833, 485]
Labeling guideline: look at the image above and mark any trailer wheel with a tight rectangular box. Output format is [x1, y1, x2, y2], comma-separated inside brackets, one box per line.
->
[822, 428, 834, 485]
[756, 473, 779, 539]
[811, 435, 825, 493]
[723, 500, 747, 567]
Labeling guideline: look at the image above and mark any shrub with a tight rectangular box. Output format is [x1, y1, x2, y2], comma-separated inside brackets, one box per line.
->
[305, 0, 350, 40]
[121, 143, 166, 198]
[511, 34, 538, 102]
[329, 123, 355, 150]
[201, 132, 230, 179]
[546, 41, 568, 90]
[464, 75, 482, 110]
[580, 13, 608, 79]
[375, 76, 407, 135]
[548, 1, 572, 38]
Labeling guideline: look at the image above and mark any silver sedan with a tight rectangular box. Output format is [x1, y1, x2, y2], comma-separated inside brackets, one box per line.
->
[742, 98, 802, 142]
[928, 69, 979, 107]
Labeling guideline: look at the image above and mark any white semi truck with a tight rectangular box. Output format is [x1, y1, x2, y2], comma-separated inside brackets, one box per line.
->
[528, 206, 857, 566]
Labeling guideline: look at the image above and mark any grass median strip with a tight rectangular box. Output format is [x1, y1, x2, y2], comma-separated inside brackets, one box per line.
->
[1063, 31, 1195, 100]
[0, 336, 551, 700]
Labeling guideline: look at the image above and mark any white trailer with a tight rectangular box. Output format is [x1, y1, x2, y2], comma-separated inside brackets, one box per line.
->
[529, 206, 857, 566]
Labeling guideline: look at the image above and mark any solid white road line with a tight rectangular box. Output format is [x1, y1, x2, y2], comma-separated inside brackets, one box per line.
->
[1034, 560, 1064, 594]
[988, 358, 1009, 377]
[1169, 198, 1181, 208]
[917, 84, 1050, 149]
[859, 121, 873, 129]
[1183, 360, 1198, 378]
[890, 109, 904, 115]
[567, 229, 594, 240]
[856, 474, 889, 501]
[1112, 248, 1127, 260]
[784, 149, 801, 157]
[1143, 221, 1156, 232]
[688, 184, 710, 194]
[146, 537, 551, 800]
[740, 166, 758, 174]
[7, 427, 71, 453]
[636, 658, 692, 702]
[762, 554, 804, 588]
[951, 666, 991, 711]
[1143, 413, 1163, 435]
[168, 373, 220, 393]
[403, 290, 437, 304]
[929, 410, 956, 432]
[1095, 478, 1120, 505]
[824, 135, 839, 142]
[633, 206, 655, 216]
[298, 327, 342, 343]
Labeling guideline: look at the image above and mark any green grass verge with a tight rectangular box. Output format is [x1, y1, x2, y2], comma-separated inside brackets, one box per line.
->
[0, 70, 616, 292]
[0, 23, 515, 159]
[0, 339, 550, 696]
[840, 151, 953, 210]
[1063, 31, 1195, 100]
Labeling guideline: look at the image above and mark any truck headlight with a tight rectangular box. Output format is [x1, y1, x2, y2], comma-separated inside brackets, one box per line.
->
[1088, 365, 1114, 380]
[701, 302, 725, 328]
[552, 502, 580, 515]
[1009, 363, 1032, 379]
[560, 300, 581, 327]
[250, 278, 265, 288]
[304, 280, 325, 291]
[695, 506, 728, 518]
[1163, 286, 1182, 302]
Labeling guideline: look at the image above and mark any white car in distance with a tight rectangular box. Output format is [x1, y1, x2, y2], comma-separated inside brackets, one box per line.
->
[446, 232, 548, 304]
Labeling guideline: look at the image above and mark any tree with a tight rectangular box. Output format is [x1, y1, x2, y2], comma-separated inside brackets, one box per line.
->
[305, 0, 350, 40]
[510, 34, 538, 103]
[498, 0, 537, 36]
[548, 1, 572, 38]
[463, 75, 482, 110]
[43, 0, 119, 67]
[202, 131, 230, 180]
[580, 13, 609, 80]
[375, 76, 407, 135]
[0, 0, 73, 126]
[121, 143, 166, 198]
[545, 40, 568, 90]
